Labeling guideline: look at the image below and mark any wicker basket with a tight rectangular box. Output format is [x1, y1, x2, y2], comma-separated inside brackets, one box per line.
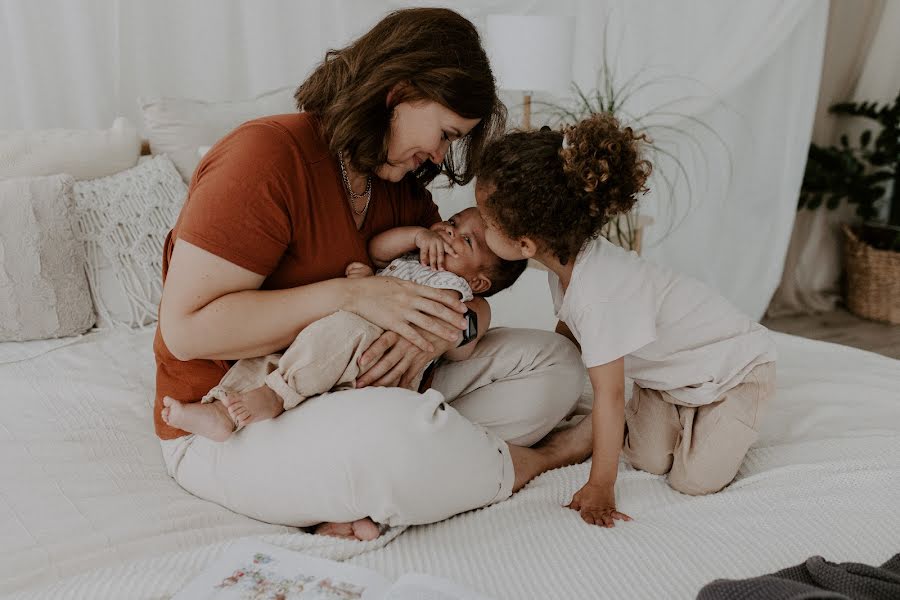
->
[842, 224, 900, 324]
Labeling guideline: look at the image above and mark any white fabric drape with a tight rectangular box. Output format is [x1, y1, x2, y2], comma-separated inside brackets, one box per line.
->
[768, 0, 899, 318]
[0, 0, 829, 320]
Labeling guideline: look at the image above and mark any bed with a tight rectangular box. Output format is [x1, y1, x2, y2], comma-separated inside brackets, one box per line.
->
[1, 320, 898, 599]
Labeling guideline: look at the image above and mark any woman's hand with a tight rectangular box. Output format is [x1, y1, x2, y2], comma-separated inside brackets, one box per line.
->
[355, 327, 458, 389]
[566, 480, 632, 528]
[415, 229, 457, 271]
[345, 276, 467, 353]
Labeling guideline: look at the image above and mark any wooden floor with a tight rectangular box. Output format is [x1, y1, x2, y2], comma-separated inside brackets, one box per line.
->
[761, 307, 900, 360]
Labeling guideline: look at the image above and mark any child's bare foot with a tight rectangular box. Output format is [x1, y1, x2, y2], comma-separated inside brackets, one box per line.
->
[220, 386, 284, 429]
[314, 518, 382, 541]
[161, 396, 235, 442]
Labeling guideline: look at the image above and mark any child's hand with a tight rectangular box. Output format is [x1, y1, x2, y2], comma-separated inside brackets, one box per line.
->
[566, 481, 632, 528]
[345, 262, 375, 278]
[415, 229, 457, 271]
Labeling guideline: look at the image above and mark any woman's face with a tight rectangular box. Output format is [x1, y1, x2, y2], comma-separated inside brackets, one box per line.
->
[376, 100, 481, 182]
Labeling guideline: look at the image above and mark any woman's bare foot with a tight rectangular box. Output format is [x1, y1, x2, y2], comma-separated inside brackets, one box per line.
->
[161, 396, 235, 442]
[220, 386, 284, 429]
[314, 518, 382, 541]
[536, 415, 594, 466]
[509, 416, 594, 492]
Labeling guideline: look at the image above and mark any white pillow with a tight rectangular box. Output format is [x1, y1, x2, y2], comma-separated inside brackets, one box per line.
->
[72, 155, 187, 328]
[139, 86, 296, 182]
[0, 118, 141, 180]
[0, 175, 95, 341]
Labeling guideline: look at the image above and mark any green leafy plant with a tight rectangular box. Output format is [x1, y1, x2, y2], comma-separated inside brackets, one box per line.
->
[799, 90, 900, 252]
[532, 37, 731, 251]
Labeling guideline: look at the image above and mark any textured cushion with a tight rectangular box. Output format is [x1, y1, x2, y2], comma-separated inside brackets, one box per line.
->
[72, 155, 187, 328]
[0, 175, 95, 341]
[139, 86, 296, 182]
[0, 118, 141, 180]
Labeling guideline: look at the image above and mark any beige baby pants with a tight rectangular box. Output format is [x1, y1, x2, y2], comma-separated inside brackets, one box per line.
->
[623, 361, 777, 496]
[160, 326, 585, 528]
[201, 311, 403, 416]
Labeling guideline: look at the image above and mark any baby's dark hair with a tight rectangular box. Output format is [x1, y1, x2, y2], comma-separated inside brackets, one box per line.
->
[479, 256, 527, 298]
[477, 113, 652, 265]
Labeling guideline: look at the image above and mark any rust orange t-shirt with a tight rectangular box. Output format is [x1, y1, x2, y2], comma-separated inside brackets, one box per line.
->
[153, 113, 441, 439]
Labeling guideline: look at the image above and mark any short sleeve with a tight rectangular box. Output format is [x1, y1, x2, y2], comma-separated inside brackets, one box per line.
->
[412, 269, 474, 302]
[414, 186, 441, 229]
[176, 122, 295, 276]
[379, 257, 474, 301]
[573, 298, 657, 368]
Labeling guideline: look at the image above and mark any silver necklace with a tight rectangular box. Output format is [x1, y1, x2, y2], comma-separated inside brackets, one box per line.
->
[338, 153, 372, 216]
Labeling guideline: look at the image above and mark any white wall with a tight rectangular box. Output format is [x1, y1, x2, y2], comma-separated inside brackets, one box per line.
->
[0, 0, 830, 321]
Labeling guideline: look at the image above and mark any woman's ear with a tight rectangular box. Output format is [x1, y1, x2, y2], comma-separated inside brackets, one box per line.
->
[469, 274, 491, 294]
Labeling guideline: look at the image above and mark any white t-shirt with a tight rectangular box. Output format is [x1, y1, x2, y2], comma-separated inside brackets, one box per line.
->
[549, 237, 776, 406]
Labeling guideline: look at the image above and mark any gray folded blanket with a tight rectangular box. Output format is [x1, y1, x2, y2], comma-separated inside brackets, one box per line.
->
[697, 553, 900, 600]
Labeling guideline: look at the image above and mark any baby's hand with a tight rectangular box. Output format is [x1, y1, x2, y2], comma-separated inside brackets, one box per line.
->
[415, 229, 457, 271]
[566, 481, 632, 528]
[345, 262, 375, 278]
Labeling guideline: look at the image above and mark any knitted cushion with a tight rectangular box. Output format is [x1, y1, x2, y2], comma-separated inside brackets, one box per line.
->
[72, 155, 187, 328]
[0, 175, 95, 341]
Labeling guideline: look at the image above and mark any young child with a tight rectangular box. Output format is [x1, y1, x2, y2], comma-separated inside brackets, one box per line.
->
[161, 207, 526, 442]
[474, 115, 777, 527]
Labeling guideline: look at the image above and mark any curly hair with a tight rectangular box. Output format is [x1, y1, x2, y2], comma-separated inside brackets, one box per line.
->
[477, 113, 652, 264]
[294, 8, 506, 187]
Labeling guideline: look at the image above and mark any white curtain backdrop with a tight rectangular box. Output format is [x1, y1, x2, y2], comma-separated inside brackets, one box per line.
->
[0, 0, 829, 320]
[768, 0, 899, 318]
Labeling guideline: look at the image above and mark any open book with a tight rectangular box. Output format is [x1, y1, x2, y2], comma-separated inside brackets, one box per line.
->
[173, 539, 495, 600]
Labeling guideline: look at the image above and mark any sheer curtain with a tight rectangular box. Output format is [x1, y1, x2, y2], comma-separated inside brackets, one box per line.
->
[0, 0, 829, 319]
[768, 0, 899, 317]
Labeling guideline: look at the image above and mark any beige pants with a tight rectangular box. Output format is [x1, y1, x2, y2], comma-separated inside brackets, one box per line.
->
[202, 311, 406, 414]
[161, 327, 585, 528]
[623, 361, 776, 496]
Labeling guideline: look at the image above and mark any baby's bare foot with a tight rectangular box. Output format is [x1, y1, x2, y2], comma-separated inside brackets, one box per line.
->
[162, 396, 235, 442]
[315, 518, 381, 541]
[221, 386, 284, 429]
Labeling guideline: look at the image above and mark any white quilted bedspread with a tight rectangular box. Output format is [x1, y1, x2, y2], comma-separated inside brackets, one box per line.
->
[1, 328, 898, 599]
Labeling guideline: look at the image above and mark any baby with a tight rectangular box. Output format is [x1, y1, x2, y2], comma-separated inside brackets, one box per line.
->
[162, 207, 526, 441]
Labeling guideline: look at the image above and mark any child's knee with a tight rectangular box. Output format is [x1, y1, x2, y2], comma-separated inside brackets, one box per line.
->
[667, 468, 730, 496]
[668, 421, 757, 495]
[624, 440, 674, 476]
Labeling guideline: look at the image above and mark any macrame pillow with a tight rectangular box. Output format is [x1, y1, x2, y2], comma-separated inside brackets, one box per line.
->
[0, 175, 95, 341]
[72, 155, 187, 328]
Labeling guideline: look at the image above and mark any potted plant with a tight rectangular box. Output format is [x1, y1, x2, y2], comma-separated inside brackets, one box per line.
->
[533, 47, 730, 254]
[798, 89, 900, 324]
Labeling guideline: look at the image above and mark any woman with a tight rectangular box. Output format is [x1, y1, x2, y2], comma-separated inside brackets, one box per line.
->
[155, 7, 590, 541]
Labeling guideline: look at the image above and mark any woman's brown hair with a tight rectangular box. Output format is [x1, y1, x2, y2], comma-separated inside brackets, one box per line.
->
[478, 113, 652, 264]
[295, 8, 506, 187]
